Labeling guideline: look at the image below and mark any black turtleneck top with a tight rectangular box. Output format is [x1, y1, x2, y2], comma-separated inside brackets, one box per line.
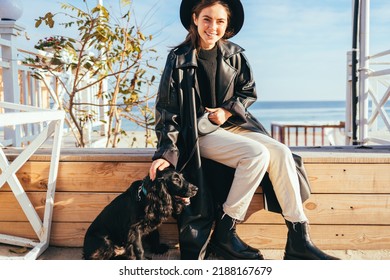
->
[197, 45, 218, 110]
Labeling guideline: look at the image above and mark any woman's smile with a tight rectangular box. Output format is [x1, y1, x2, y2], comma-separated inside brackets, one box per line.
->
[193, 3, 228, 50]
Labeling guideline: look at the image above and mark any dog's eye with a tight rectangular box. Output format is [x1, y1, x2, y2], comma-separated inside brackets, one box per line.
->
[173, 177, 182, 183]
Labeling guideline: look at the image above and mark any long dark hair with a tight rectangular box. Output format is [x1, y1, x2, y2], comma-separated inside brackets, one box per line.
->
[175, 0, 233, 51]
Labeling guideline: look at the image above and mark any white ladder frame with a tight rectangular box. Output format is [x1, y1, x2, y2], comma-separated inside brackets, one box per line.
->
[0, 102, 64, 259]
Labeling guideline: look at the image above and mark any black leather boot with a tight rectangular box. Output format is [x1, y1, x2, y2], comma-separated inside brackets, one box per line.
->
[208, 213, 264, 260]
[284, 220, 340, 260]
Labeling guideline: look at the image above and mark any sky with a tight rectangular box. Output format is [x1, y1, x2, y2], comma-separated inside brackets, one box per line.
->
[15, 0, 390, 101]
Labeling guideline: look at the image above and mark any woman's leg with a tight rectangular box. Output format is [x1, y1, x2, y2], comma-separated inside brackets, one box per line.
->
[199, 128, 269, 259]
[199, 128, 270, 221]
[229, 127, 339, 260]
[231, 128, 307, 222]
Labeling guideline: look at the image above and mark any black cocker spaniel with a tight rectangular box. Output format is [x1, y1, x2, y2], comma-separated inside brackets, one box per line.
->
[83, 168, 198, 260]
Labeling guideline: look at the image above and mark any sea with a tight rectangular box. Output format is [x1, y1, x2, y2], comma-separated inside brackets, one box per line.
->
[121, 100, 351, 132]
[240, 100, 348, 131]
[2, 100, 389, 136]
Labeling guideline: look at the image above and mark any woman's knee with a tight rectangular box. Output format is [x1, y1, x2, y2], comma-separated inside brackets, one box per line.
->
[278, 142, 292, 155]
[246, 142, 271, 166]
[270, 142, 294, 163]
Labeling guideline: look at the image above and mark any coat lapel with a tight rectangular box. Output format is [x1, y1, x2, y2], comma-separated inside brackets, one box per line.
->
[174, 42, 245, 107]
[217, 41, 244, 104]
[216, 53, 237, 105]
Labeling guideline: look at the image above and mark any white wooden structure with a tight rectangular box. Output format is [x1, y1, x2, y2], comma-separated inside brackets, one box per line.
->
[0, 20, 65, 259]
[0, 102, 64, 259]
[346, 0, 390, 145]
[0, 21, 58, 146]
[0, 20, 105, 147]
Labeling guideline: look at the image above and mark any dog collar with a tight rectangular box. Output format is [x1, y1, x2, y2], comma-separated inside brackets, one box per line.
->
[137, 183, 148, 201]
[141, 184, 148, 196]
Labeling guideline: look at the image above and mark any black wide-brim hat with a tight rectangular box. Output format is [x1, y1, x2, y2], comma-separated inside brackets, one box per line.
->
[180, 0, 244, 38]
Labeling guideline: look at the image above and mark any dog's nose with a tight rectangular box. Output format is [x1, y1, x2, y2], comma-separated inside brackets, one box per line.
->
[191, 185, 198, 193]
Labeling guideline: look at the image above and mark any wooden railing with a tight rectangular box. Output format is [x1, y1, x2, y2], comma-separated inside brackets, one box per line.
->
[271, 121, 346, 146]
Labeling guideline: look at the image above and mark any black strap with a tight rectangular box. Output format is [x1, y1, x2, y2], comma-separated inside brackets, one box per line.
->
[178, 136, 199, 173]
[178, 67, 201, 173]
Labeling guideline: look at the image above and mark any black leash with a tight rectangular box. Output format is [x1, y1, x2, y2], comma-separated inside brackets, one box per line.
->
[178, 136, 199, 173]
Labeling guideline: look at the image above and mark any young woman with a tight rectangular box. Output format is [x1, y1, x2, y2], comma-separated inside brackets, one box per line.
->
[149, 0, 339, 260]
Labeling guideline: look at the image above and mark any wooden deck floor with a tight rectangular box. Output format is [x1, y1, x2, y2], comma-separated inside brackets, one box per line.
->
[1, 244, 390, 260]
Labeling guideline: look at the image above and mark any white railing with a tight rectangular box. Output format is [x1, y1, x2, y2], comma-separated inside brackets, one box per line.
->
[0, 21, 54, 146]
[0, 61, 52, 146]
[365, 49, 390, 144]
[1, 21, 105, 147]
[346, 0, 390, 145]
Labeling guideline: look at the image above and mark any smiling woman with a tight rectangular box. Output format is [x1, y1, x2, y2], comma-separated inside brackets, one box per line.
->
[148, 0, 340, 261]
[193, 4, 229, 50]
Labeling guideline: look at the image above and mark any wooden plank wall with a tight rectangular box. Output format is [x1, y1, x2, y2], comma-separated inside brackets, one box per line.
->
[1, 147, 390, 250]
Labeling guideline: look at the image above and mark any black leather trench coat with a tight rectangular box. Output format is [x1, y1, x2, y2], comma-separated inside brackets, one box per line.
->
[152, 40, 311, 259]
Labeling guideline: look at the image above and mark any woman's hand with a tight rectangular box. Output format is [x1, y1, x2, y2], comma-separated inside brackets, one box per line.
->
[149, 158, 170, 181]
[205, 107, 232, 125]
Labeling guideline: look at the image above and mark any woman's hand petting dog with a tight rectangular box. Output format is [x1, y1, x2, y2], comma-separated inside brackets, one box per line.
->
[149, 158, 170, 181]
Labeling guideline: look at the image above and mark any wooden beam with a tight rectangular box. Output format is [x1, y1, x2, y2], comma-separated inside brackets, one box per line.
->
[1, 222, 389, 250]
[1, 161, 388, 194]
[1, 192, 390, 226]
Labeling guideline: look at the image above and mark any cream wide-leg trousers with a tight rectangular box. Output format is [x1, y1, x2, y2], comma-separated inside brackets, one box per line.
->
[198, 125, 308, 223]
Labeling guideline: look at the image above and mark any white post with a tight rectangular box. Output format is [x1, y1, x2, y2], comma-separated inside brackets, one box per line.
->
[345, 51, 353, 145]
[98, 0, 109, 136]
[0, 21, 25, 146]
[358, 0, 370, 144]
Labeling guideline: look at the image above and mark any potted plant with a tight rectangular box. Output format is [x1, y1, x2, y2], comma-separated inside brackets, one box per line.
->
[34, 36, 68, 52]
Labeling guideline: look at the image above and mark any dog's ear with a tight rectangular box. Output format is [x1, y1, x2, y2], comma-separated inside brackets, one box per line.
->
[144, 176, 173, 222]
[155, 166, 176, 179]
[155, 169, 167, 182]
[152, 168, 167, 183]
[143, 174, 152, 186]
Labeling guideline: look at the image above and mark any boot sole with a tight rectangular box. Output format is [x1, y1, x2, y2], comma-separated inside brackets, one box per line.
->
[284, 253, 338, 260]
[208, 242, 264, 260]
[283, 254, 302, 260]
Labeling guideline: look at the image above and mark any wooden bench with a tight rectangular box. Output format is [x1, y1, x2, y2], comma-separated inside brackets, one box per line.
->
[1, 146, 389, 250]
